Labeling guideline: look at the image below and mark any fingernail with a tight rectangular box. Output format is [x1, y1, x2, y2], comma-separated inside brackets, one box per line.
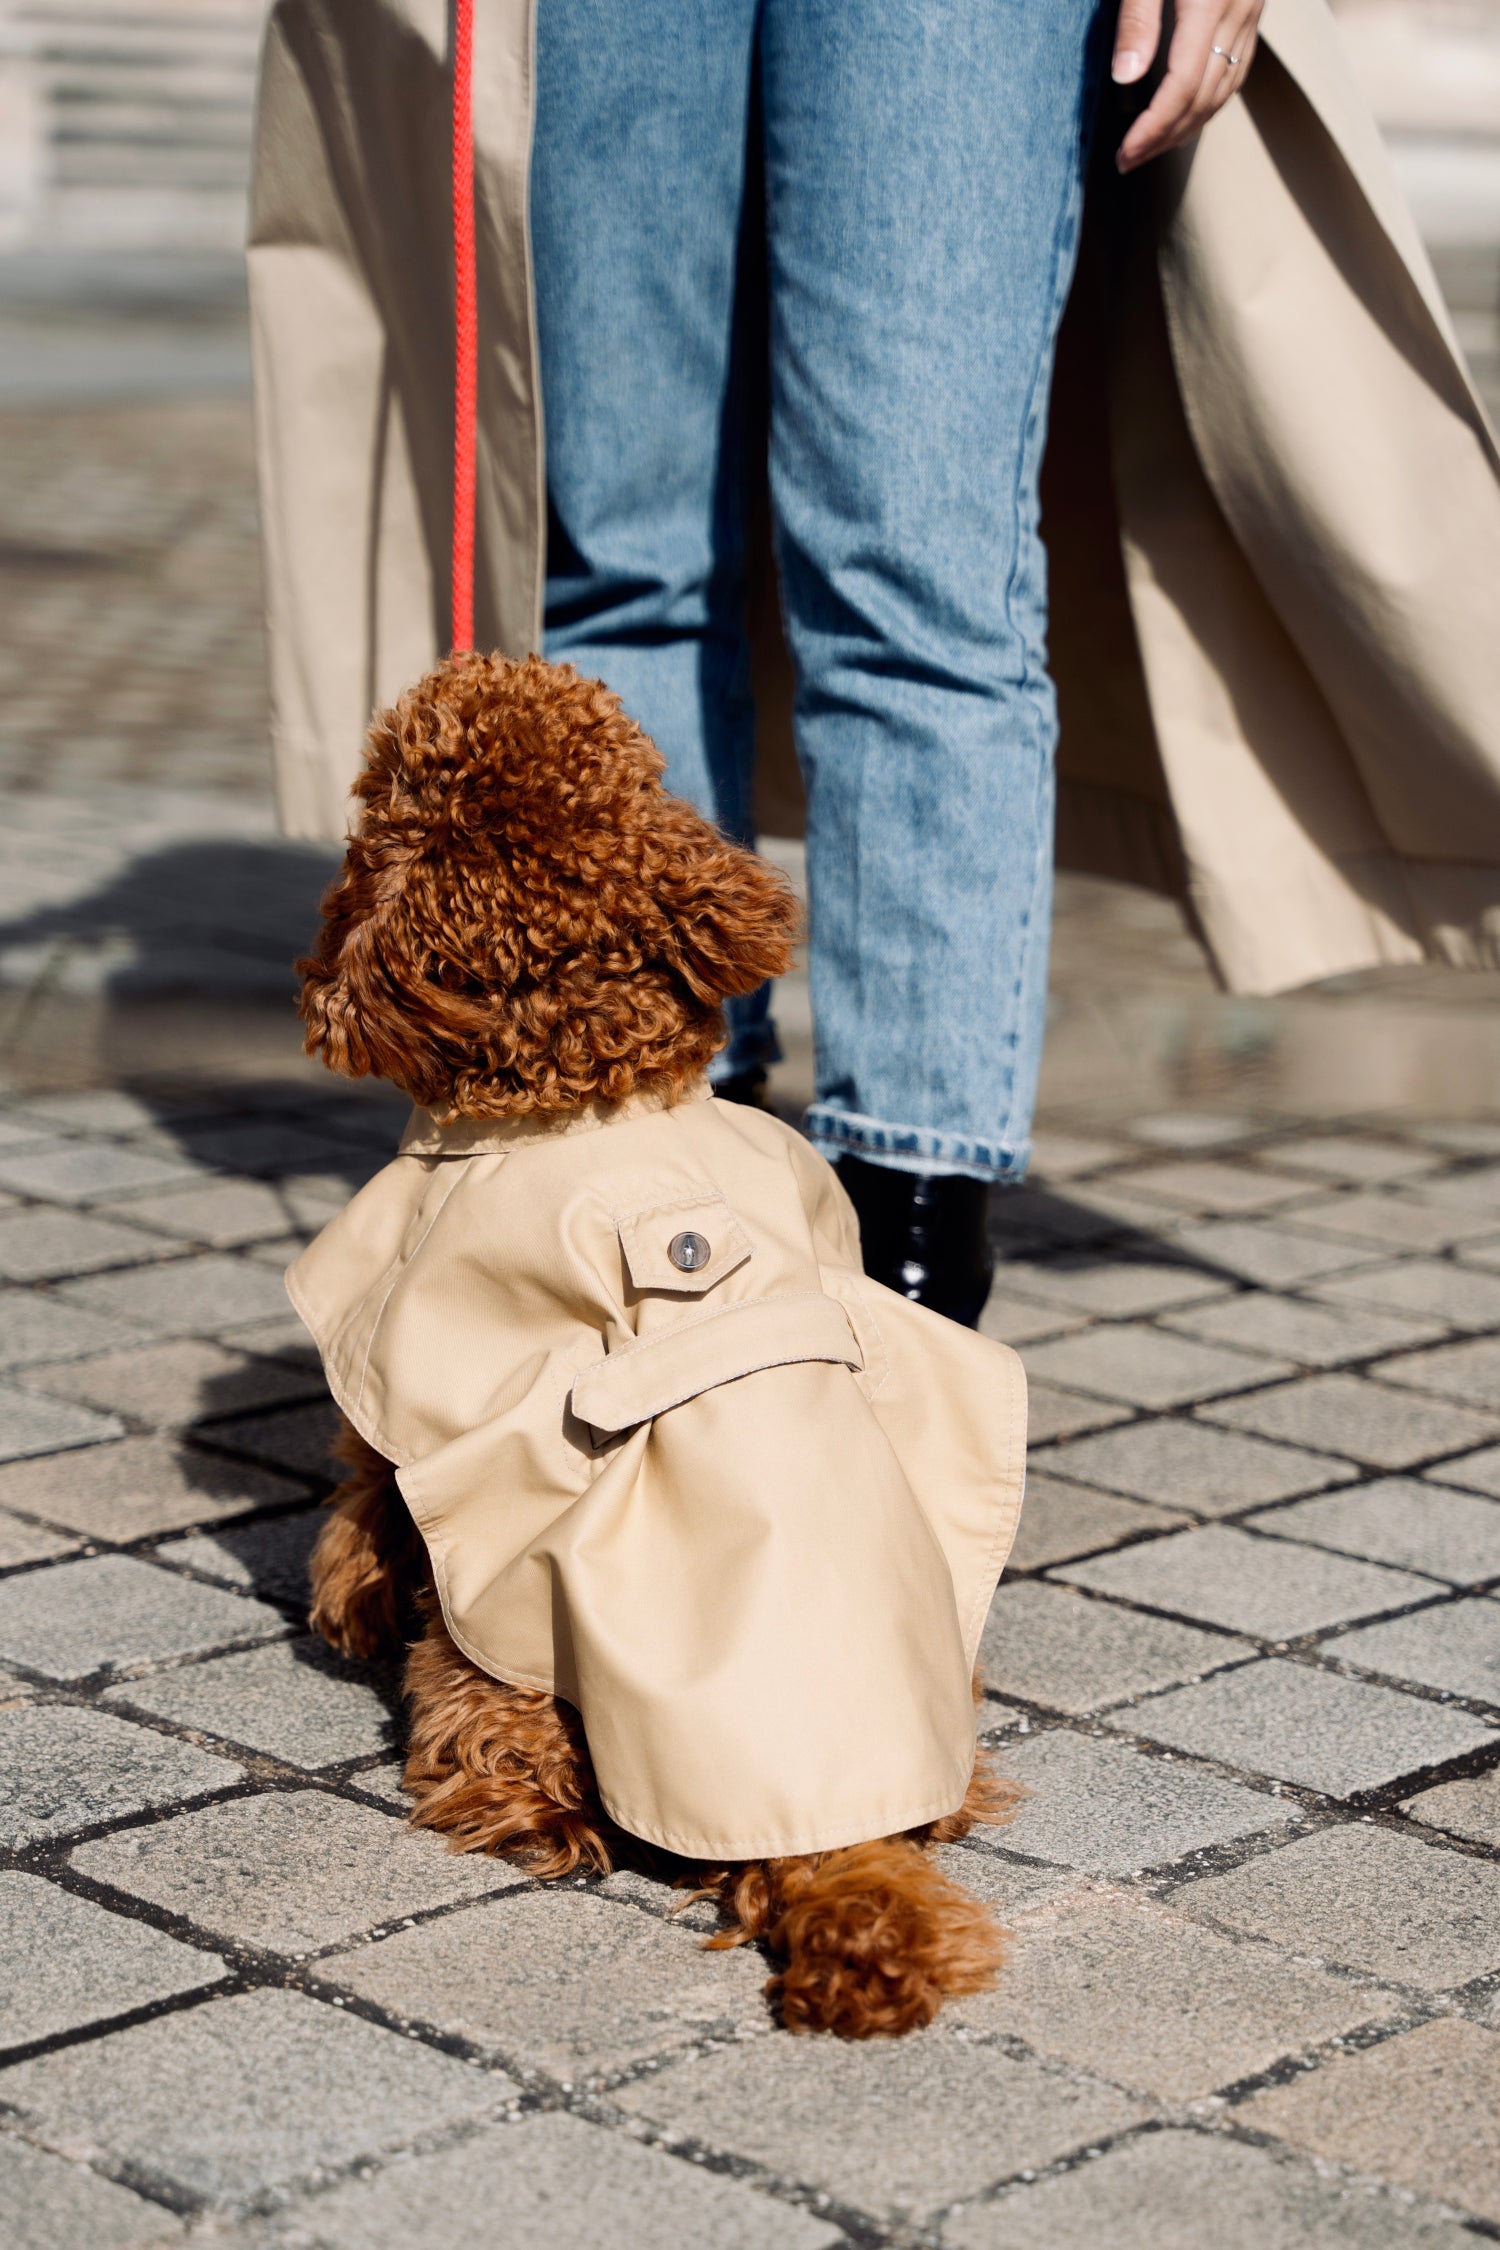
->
[1112, 49, 1145, 82]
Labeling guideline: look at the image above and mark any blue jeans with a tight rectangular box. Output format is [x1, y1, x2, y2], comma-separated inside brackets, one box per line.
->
[532, 0, 1105, 1180]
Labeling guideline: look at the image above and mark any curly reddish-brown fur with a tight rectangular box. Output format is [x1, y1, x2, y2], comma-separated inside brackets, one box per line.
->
[401, 1618, 625, 1877]
[713, 1841, 1007, 2038]
[298, 653, 799, 1116]
[310, 1417, 1018, 2038]
[308, 1421, 429, 1661]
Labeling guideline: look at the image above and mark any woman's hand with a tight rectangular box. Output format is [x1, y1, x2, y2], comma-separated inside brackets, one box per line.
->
[1112, 0, 1264, 173]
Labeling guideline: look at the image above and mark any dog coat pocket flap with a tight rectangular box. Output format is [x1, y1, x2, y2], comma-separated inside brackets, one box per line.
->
[616, 1192, 752, 1296]
[571, 1292, 861, 1435]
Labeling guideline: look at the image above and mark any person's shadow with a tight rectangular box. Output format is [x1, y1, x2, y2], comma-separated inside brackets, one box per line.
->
[0, 832, 409, 1189]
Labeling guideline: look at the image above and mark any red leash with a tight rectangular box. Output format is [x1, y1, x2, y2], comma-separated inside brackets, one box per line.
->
[451, 0, 477, 652]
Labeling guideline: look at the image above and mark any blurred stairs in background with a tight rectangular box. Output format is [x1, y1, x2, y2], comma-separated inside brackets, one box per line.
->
[0, 0, 268, 258]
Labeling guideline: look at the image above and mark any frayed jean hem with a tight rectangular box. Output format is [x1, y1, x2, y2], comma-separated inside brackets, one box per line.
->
[805, 1104, 1031, 1185]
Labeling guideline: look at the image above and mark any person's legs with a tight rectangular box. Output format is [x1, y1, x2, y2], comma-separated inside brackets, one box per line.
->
[530, 0, 774, 1078]
[759, 0, 1106, 1180]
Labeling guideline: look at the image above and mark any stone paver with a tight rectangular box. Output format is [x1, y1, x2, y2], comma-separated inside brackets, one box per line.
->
[157, 1511, 321, 1607]
[1243, 1478, 1500, 1584]
[1288, 1191, 1489, 1255]
[0, 1505, 80, 1567]
[933, 1846, 1089, 1917]
[0, 1142, 203, 1206]
[0, 1207, 173, 1281]
[1417, 1166, 1500, 1211]
[1312, 1258, 1500, 1331]
[0, 1703, 241, 1845]
[1326, 1596, 1500, 1706]
[1130, 1113, 1253, 1149]
[979, 1293, 1090, 1347]
[1270, 1136, 1442, 1185]
[955, 1894, 1398, 2100]
[1168, 1219, 1378, 1289]
[997, 1254, 1231, 1318]
[980, 1581, 1251, 1714]
[1173, 1824, 1500, 1988]
[0, 1290, 144, 1370]
[1030, 1129, 1132, 1177]
[1055, 1525, 1439, 1641]
[22, 1339, 323, 1429]
[71, 1791, 515, 1954]
[1203, 1373, 1500, 1470]
[1024, 1384, 1132, 1445]
[1109, 1658, 1495, 1796]
[1416, 1124, 1500, 1158]
[988, 1729, 1287, 1875]
[0, 1988, 507, 2210]
[1022, 1324, 1285, 1409]
[1120, 1159, 1316, 1215]
[0, 1553, 286, 1680]
[53, 1254, 292, 1339]
[283, 2111, 840, 2250]
[1160, 1291, 1442, 1369]
[0, 1383, 123, 1464]
[0, 1871, 226, 2050]
[1035, 1417, 1353, 1516]
[324, 1889, 769, 2078]
[0, 1433, 308, 1541]
[1239, 2019, 1500, 2225]
[1003, 1472, 1188, 1570]
[1401, 1770, 1500, 1848]
[199, 1400, 341, 1479]
[0, 2135, 187, 2250]
[944, 2129, 1475, 2250]
[116, 1178, 345, 1249]
[1430, 1442, 1500, 1498]
[104, 1636, 394, 1767]
[616, 2030, 1147, 2222]
[1372, 1334, 1500, 1407]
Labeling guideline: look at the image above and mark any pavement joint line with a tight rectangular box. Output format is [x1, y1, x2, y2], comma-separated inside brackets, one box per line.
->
[1027, 1564, 1469, 1654]
[1089, 1717, 1500, 1838]
[0, 1972, 246, 2076]
[0, 1623, 303, 1696]
[989, 1703, 1500, 1848]
[0, 2119, 208, 2228]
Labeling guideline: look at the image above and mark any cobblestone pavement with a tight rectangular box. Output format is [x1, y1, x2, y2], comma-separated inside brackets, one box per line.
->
[3, 355, 1500, 2246]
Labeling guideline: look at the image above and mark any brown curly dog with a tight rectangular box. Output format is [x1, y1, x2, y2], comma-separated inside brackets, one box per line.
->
[301, 652, 1020, 2039]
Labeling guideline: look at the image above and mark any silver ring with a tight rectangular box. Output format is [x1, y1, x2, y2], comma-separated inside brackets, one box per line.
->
[1211, 42, 1241, 62]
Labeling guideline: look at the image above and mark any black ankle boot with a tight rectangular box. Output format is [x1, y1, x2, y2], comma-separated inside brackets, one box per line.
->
[838, 1155, 994, 1329]
[711, 1066, 770, 1110]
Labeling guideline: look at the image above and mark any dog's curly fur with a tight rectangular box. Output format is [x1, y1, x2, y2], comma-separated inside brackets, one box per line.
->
[298, 652, 798, 1115]
[302, 654, 1020, 2037]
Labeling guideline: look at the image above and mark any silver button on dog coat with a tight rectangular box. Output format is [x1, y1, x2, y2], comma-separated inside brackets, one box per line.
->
[286, 1082, 1028, 1860]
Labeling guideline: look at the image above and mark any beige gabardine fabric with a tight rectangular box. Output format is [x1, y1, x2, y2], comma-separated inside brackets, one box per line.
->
[247, 0, 1500, 995]
[286, 1085, 1027, 1860]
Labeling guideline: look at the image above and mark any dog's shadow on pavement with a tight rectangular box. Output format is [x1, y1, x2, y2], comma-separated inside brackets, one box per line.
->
[170, 1346, 409, 1756]
[0, 834, 413, 1182]
[0, 834, 339, 1008]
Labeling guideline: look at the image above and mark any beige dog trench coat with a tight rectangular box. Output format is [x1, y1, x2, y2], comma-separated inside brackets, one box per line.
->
[286, 1084, 1028, 1860]
[248, 0, 1500, 997]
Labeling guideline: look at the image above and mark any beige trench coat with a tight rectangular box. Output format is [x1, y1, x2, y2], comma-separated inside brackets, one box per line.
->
[248, 0, 1500, 996]
[287, 1084, 1028, 1859]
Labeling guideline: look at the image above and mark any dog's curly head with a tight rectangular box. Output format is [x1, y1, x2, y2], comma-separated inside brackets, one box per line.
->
[298, 653, 799, 1117]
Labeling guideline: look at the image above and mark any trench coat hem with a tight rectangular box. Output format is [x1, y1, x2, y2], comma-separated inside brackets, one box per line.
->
[403, 1506, 978, 1859]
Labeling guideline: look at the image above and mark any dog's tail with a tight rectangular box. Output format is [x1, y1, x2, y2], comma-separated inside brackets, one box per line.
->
[710, 1838, 1006, 2038]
